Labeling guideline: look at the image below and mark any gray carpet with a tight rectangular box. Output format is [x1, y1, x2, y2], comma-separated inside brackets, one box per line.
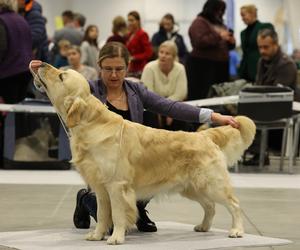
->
[0, 222, 291, 250]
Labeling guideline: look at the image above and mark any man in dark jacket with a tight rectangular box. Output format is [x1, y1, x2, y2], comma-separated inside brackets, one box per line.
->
[239, 4, 274, 82]
[256, 29, 297, 88]
[18, 0, 49, 62]
[244, 28, 298, 166]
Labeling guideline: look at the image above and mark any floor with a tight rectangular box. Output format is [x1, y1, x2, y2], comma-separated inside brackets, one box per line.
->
[0, 158, 299, 250]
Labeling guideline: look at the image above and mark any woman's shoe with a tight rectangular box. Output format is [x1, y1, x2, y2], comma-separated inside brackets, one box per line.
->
[73, 188, 91, 229]
[136, 208, 157, 232]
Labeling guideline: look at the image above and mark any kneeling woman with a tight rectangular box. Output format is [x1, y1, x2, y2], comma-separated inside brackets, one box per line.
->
[30, 42, 238, 232]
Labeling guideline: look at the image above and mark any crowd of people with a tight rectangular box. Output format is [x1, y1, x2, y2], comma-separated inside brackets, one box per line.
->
[1, 0, 299, 105]
[1, 0, 300, 237]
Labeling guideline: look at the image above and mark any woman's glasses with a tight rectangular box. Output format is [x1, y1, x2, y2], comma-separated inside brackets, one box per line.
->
[101, 66, 126, 74]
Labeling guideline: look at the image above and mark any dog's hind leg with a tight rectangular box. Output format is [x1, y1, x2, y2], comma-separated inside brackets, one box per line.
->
[106, 182, 137, 245]
[206, 185, 244, 238]
[221, 192, 244, 238]
[86, 185, 112, 241]
[193, 196, 215, 232]
[181, 188, 215, 232]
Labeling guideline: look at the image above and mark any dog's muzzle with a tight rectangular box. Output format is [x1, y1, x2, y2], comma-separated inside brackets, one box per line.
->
[29, 62, 47, 93]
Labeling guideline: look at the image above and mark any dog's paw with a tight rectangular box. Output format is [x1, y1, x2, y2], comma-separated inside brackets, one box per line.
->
[229, 228, 244, 238]
[85, 230, 105, 241]
[194, 224, 210, 232]
[107, 234, 125, 245]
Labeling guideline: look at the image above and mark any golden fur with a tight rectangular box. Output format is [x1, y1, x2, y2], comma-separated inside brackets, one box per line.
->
[34, 63, 256, 245]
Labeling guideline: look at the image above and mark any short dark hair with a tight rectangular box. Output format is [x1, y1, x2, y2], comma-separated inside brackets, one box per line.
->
[62, 10, 74, 20]
[98, 42, 130, 67]
[258, 28, 278, 44]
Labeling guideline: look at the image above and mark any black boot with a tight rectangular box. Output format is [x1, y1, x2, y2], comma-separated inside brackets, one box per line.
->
[136, 200, 157, 232]
[73, 188, 91, 229]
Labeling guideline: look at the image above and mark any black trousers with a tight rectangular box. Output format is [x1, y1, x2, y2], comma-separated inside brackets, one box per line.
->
[0, 71, 32, 104]
[186, 55, 229, 100]
[82, 192, 150, 222]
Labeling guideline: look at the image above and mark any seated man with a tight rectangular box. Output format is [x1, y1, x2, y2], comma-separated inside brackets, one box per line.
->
[256, 28, 297, 88]
[244, 28, 298, 166]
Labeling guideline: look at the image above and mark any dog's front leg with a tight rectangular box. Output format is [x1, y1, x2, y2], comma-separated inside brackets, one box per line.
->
[106, 182, 137, 245]
[86, 186, 112, 241]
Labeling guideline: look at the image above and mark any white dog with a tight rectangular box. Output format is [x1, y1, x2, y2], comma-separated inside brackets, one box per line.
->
[33, 63, 256, 245]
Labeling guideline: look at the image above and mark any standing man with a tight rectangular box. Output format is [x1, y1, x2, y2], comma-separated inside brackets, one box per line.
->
[239, 5, 273, 82]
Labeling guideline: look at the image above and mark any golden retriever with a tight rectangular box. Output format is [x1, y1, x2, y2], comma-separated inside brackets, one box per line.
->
[33, 63, 256, 245]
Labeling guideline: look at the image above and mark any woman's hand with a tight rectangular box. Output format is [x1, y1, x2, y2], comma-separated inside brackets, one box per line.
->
[29, 60, 43, 74]
[211, 112, 239, 128]
[219, 30, 235, 44]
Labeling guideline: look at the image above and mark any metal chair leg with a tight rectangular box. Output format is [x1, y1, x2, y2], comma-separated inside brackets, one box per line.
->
[259, 128, 267, 170]
[279, 121, 288, 171]
[292, 116, 300, 166]
[287, 118, 295, 174]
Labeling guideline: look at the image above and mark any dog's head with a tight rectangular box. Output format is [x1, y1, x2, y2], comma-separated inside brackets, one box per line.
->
[34, 63, 91, 128]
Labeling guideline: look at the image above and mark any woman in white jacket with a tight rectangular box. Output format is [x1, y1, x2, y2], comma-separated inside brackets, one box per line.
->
[141, 41, 187, 101]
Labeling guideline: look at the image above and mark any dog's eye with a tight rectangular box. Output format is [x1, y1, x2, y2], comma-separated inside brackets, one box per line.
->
[59, 73, 64, 81]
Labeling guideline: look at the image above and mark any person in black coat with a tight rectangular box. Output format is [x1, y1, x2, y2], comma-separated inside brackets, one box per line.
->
[18, 0, 49, 62]
[151, 13, 188, 64]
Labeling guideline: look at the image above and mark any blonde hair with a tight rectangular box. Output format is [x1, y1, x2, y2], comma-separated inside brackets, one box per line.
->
[0, 0, 17, 12]
[159, 41, 178, 59]
[241, 4, 257, 18]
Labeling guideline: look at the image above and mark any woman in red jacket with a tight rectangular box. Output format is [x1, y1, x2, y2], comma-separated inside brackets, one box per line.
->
[126, 11, 153, 78]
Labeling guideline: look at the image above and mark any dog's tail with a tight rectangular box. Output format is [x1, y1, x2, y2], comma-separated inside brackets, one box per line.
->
[202, 116, 256, 166]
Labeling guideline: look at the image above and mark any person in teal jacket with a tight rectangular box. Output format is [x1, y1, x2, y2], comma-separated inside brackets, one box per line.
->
[239, 4, 274, 82]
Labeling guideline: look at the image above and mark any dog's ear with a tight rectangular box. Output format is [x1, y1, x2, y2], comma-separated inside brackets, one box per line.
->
[64, 97, 87, 128]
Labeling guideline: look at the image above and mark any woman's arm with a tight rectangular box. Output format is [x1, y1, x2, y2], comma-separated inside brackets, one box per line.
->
[135, 82, 238, 127]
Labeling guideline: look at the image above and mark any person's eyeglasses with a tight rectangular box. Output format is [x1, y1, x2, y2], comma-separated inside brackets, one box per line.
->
[101, 66, 126, 74]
